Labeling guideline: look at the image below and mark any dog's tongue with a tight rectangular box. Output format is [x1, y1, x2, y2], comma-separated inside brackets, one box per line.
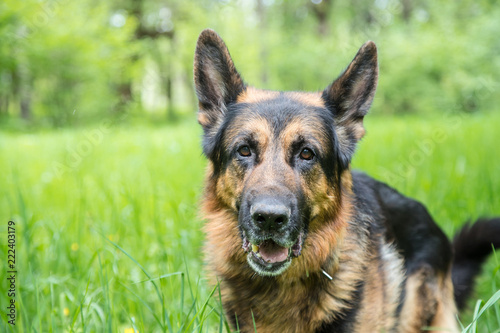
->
[259, 240, 289, 263]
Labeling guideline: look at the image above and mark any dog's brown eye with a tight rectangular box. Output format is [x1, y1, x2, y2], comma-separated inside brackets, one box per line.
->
[238, 146, 251, 157]
[300, 148, 314, 160]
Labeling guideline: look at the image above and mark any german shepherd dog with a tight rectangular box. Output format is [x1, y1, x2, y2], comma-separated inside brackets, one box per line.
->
[193, 29, 500, 332]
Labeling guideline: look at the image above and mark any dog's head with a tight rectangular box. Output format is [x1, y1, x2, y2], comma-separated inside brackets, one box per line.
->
[195, 29, 378, 276]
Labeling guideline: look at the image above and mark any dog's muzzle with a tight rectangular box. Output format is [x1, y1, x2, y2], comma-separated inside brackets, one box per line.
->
[238, 188, 305, 275]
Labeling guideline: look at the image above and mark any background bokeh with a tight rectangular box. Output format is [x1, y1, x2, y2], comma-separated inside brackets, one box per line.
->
[0, 0, 499, 332]
[1, 0, 499, 126]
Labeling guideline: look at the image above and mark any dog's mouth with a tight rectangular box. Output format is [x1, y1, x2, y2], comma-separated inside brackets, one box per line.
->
[242, 233, 303, 276]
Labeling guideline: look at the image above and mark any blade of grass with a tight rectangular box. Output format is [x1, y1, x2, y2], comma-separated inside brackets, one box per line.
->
[183, 254, 196, 302]
[118, 281, 163, 327]
[178, 299, 198, 333]
[471, 299, 483, 333]
[31, 263, 42, 331]
[462, 290, 500, 332]
[216, 280, 230, 333]
[218, 282, 224, 333]
[132, 272, 183, 284]
[456, 313, 465, 332]
[183, 284, 218, 333]
[50, 279, 55, 331]
[99, 231, 173, 332]
[72, 274, 92, 333]
[181, 272, 185, 326]
[491, 248, 500, 328]
[97, 252, 112, 333]
[251, 309, 257, 333]
[197, 307, 216, 332]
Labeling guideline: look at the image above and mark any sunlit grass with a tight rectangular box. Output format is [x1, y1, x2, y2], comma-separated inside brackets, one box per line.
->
[0, 113, 499, 331]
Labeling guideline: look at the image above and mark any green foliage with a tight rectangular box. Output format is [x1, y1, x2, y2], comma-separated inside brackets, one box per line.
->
[0, 113, 499, 331]
[0, 0, 499, 126]
[1, 1, 137, 125]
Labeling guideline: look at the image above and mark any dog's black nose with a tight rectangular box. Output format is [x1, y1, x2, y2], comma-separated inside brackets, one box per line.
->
[251, 201, 290, 232]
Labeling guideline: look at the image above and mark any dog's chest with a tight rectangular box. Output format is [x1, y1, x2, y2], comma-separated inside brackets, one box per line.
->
[222, 236, 405, 333]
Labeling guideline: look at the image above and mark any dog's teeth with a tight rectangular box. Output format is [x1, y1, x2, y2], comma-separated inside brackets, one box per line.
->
[252, 244, 259, 253]
[256, 253, 262, 258]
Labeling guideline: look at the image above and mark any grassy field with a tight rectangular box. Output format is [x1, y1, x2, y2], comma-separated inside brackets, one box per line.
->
[0, 112, 499, 332]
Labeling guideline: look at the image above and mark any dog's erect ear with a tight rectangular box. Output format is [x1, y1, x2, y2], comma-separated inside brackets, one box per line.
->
[322, 41, 378, 152]
[194, 29, 246, 131]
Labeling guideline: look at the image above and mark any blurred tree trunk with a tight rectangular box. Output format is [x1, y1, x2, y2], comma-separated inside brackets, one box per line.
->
[0, 75, 9, 116]
[256, 0, 269, 86]
[310, 0, 333, 37]
[184, 68, 197, 112]
[282, 0, 294, 31]
[20, 92, 31, 120]
[152, 36, 175, 121]
[17, 64, 32, 120]
[115, 81, 133, 113]
[402, 0, 412, 22]
[108, 1, 144, 114]
[351, 0, 375, 34]
[166, 73, 173, 121]
[150, 37, 175, 121]
[163, 38, 175, 122]
[0, 96, 8, 116]
[129, 0, 176, 121]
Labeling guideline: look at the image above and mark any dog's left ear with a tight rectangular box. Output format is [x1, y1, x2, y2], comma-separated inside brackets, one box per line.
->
[194, 29, 246, 132]
[322, 41, 378, 159]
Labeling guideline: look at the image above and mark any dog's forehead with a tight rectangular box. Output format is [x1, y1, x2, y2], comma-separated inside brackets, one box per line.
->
[226, 88, 332, 141]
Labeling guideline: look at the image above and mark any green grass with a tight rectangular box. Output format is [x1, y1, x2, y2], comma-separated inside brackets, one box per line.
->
[0, 113, 499, 332]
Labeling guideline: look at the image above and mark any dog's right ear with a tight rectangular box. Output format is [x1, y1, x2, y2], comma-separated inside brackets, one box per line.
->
[194, 29, 246, 132]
